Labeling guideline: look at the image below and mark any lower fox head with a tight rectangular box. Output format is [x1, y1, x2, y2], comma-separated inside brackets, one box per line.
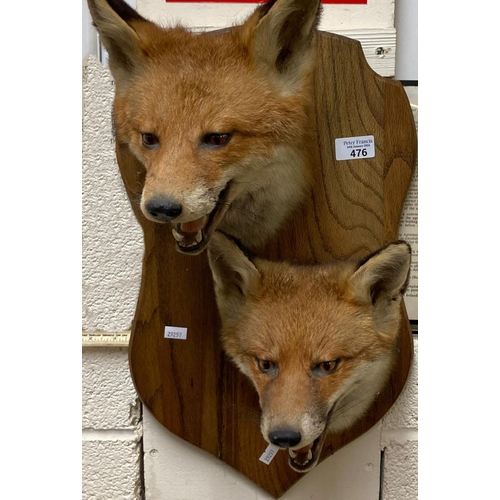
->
[208, 232, 411, 472]
[88, 0, 321, 254]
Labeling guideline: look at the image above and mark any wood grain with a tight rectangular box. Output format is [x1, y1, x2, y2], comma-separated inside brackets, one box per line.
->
[120, 31, 417, 498]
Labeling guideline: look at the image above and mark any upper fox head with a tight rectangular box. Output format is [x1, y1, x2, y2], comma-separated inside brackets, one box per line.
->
[208, 232, 411, 473]
[88, 0, 321, 254]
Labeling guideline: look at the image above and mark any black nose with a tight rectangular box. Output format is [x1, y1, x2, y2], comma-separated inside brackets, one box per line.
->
[268, 429, 302, 448]
[145, 199, 182, 222]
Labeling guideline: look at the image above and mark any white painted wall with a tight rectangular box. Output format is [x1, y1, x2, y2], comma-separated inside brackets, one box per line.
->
[82, 2, 418, 498]
[82, 0, 403, 77]
[83, 0, 418, 80]
[82, 0, 97, 60]
[136, 0, 395, 31]
[144, 414, 384, 500]
[394, 0, 418, 80]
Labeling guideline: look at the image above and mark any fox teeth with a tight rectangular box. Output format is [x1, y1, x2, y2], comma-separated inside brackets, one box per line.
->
[288, 448, 313, 464]
[172, 228, 184, 242]
[172, 229, 203, 246]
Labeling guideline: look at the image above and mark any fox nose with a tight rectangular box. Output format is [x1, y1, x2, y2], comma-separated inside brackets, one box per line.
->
[268, 429, 302, 448]
[146, 198, 182, 222]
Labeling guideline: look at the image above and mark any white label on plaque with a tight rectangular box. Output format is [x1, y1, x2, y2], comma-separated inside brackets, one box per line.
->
[335, 135, 375, 161]
[259, 444, 280, 465]
[164, 326, 188, 340]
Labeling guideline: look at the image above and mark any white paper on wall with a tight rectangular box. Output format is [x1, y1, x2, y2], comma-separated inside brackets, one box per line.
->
[398, 88, 418, 322]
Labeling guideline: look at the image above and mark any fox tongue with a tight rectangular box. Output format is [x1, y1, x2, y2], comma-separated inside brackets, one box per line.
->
[173, 216, 208, 249]
[180, 217, 207, 234]
[296, 443, 313, 456]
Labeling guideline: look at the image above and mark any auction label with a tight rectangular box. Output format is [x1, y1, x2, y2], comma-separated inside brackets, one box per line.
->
[259, 444, 280, 465]
[335, 135, 375, 161]
[164, 326, 188, 340]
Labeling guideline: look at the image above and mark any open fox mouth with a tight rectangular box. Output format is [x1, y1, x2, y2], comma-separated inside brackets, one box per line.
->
[287, 430, 327, 473]
[171, 183, 232, 255]
[286, 404, 339, 472]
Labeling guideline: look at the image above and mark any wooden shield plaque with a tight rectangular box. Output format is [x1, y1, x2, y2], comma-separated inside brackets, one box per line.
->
[119, 32, 417, 498]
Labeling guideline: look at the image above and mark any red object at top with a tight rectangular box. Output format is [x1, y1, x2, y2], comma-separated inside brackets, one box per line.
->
[165, 1, 367, 4]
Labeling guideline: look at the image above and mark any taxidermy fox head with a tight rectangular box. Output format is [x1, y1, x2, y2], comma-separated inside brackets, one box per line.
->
[208, 232, 411, 472]
[87, 0, 321, 254]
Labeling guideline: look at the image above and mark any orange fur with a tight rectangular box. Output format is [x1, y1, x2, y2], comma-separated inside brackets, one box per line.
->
[87, 0, 321, 254]
[208, 232, 411, 472]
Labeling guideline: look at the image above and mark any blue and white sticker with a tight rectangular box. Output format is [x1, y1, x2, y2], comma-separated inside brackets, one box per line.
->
[335, 135, 375, 161]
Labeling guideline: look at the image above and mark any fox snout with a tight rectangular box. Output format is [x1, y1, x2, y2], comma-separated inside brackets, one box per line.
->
[140, 181, 233, 254]
[268, 429, 302, 448]
[145, 197, 183, 223]
[262, 411, 327, 472]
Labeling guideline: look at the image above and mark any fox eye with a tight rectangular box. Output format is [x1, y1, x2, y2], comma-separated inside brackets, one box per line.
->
[256, 358, 277, 374]
[142, 133, 160, 149]
[203, 133, 232, 147]
[314, 359, 340, 376]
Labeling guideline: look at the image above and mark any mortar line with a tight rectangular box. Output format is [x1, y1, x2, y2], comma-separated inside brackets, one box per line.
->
[379, 448, 385, 500]
[82, 428, 140, 441]
[138, 403, 146, 500]
[380, 428, 418, 444]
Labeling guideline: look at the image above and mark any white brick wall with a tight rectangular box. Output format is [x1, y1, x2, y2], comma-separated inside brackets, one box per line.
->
[381, 337, 418, 499]
[82, 348, 141, 429]
[82, 57, 143, 333]
[82, 57, 144, 500]
[82, 56, 418, 500]
[82, 439, 142, 500]
[82, 347, 143, 500]
[381, 439, 418, 500]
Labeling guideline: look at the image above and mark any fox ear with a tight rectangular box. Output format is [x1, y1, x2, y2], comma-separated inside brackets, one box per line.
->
[247, 0, 322, 88]
[87, 0, 153, 83]
[208, 232, 261, 323]
[349, 242, 412, 307]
